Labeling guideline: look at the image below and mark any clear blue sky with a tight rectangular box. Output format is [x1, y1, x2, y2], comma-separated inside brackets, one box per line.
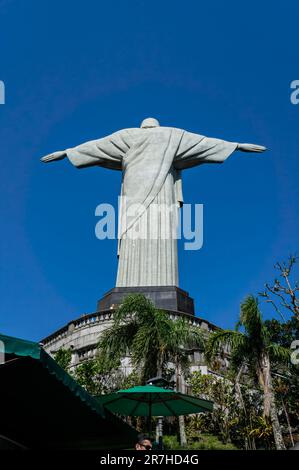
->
[0, 0, 298, 341]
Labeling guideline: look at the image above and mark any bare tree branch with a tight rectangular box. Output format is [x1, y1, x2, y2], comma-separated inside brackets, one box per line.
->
[259, 255, 299, 321]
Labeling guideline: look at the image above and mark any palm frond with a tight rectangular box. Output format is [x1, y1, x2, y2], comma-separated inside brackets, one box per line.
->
[131, 308, 172, 373]
[97, 320, 137, 363]
[240, 295, 270, 349]
[205, 329, 246, 364]
[268, 342, 290, 364]
[114, 293, 156, 323]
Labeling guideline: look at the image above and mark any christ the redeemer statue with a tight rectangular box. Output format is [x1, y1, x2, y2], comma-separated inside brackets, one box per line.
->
[41, 118, 266, 288]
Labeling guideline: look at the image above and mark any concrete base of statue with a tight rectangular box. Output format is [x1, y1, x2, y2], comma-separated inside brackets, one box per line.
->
[97, 286, 195, 316]
[40, 287, 222, 373]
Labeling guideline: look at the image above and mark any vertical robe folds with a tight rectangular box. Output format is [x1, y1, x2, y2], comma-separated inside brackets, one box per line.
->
[66, 127, 237, 287]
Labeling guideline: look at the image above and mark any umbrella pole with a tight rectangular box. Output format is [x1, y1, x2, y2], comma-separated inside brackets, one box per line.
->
[149, 395, 152, 436]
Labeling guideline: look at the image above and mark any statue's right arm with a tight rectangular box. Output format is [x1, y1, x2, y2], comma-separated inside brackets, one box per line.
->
[40, 150, 67, 163]
[40, 130, 132, 169]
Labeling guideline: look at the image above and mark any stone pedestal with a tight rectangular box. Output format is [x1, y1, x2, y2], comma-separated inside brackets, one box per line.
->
[97, 286, 195, 316]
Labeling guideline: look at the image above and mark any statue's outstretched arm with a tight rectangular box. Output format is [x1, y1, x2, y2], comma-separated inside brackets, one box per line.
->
[40, 129, 130, 170]
[41, 150, 67, 163]
[237, 143, 267, 153]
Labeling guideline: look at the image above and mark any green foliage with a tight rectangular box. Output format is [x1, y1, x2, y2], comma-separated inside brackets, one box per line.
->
[73, 357, 140, 396]
[203, 296, 292, 449]
[163, 433, 238, 450]
[264, 317, 299, 348]
[188, 370, 275, 449]
[188, 372, 238, 445]
[185, 414, 214, 439]
[207, 297, 289, 376]
[54, 348, 72, 371]
[247, 416, 274, 446]
[273, 371, 299, 427]
[265, 316, 299, 428]
[74, 359, 103, 395]
[117, 370, 142, 390]
[207, 296, 290, 386]
[163, 435, 182, 450]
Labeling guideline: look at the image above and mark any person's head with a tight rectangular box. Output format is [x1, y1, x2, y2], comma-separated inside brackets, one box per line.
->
[135, 433, 152, 451]
[140, 117, 160, 129]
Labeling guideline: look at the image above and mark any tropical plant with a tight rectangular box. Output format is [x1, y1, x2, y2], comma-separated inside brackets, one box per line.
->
[247, 415, 274, 448]
[163, 433, 238, 450]
[205, 295, 290, 449]
[54, 348, 72, 371]
[97, 293, 204, 445]
[265, 317, 299, 446]
[53, 346, 141, 395]
[97, 294, 204, 381]
[264, 317, 299, 349]
[74, 359, 104, 395]
[188, 372, 238, 445]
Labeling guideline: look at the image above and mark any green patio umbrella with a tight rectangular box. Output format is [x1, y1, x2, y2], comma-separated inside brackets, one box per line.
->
[99, 385, 213, 434]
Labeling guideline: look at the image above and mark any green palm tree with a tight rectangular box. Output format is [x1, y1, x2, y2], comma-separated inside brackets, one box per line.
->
[166, 317, 206, 446]
[97, 293, 204, 445]
[98, 293, 204, 381]
[206, 295, 289, 450]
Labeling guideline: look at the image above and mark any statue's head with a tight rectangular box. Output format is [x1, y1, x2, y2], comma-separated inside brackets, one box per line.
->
[140, 117, 160, 128]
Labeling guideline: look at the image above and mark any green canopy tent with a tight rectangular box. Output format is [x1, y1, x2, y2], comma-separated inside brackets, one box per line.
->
[99, 384, 213, 434]
[0, 333, 137, 449]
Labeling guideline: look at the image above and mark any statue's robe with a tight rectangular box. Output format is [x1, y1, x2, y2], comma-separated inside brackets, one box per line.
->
[66, 127, 237, 287]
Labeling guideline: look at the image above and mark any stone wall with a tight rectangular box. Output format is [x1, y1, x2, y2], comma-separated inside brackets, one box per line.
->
[41, 309, 228, 378]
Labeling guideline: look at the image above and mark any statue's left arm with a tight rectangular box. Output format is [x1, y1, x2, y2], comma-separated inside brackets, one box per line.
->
[174, 131, 266, 170]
